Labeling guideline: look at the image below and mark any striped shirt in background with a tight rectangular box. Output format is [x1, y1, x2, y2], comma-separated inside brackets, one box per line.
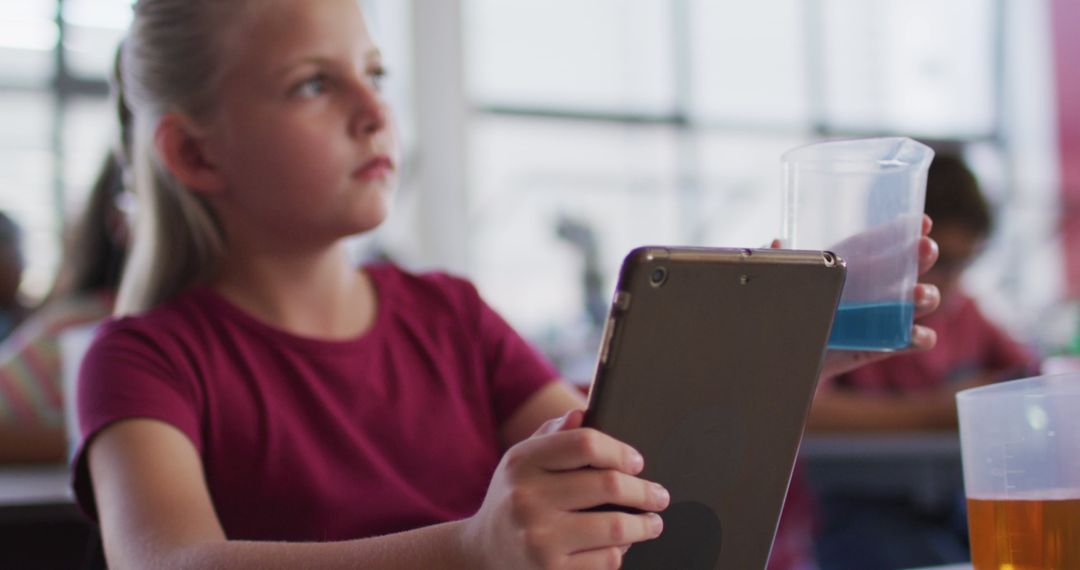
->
[0, 292, 113, 430]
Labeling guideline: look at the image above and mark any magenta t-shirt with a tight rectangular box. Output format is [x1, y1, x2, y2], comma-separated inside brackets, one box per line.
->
[72, 264, 558, 541]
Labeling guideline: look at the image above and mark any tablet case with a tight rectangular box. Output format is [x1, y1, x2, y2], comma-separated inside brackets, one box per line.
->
[583, 247, 845, 570]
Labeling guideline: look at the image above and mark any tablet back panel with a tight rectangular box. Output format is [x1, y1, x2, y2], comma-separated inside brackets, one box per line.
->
[584, 247, 845, 570]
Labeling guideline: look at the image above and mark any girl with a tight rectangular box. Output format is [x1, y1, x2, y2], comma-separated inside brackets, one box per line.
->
[74, 0, 941, 568]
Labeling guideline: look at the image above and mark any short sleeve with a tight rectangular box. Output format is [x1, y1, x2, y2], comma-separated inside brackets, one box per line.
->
[70, 319, 203, 521]
[462, 283, 559, 426]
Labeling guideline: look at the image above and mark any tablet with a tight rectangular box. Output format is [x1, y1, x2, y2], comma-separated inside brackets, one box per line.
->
[583, 246, 845, 570]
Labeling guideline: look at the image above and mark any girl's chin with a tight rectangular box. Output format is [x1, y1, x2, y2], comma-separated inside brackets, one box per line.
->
[346, 206, 392, 236]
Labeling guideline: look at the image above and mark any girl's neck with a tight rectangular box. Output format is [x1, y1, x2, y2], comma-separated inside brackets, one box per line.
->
[211, 242, 377, 340]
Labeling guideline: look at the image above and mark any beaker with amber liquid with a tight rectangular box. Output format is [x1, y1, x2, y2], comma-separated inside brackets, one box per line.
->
[958, 375, 1080, 569]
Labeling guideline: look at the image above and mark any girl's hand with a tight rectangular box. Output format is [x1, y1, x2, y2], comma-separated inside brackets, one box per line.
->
[819, 214, 941, 379]
[462, 410, 670, 570]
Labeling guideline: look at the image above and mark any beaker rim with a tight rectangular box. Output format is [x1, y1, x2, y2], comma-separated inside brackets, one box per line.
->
[781, 136, 935, 171]
[956, 373, 1080, 401]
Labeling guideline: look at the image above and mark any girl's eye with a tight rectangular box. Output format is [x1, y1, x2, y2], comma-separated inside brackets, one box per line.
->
[368, 67, 387, 91]
[294, 74, 330, 98]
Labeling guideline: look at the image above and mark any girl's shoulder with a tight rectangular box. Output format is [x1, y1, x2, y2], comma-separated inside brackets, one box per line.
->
[93, 287, 222, 351]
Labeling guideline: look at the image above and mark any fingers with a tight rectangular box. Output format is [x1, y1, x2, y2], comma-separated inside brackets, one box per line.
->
[822, 319, 938, 379]
[564, 547, 626, 570]
[545, 469, 670, 512]
[558, 512, 663, 556]
[908, 324, 937, 351]
[918, 235, 939, 275]
[533, 409, 585, 437]
[822, 349, 891, 379]
[513, 428, 644, 474]
[922, 214, 933, 237]
[914, 283, 940, 318]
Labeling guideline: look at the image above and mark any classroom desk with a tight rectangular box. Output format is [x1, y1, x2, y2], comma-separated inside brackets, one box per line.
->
[0, 464, 100, 569]
[798, 431, 965, 511]
[0, 465, 70, 505]
[800, 432, 973, 568]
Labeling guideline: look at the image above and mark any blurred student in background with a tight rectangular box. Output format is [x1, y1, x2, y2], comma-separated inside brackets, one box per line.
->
[811, 154, 1036, 430]
[0, 46, 132, 464]
[0, 152, 128, 464]
[0, 212, 29, 342]
[807, 153, 1037, 569]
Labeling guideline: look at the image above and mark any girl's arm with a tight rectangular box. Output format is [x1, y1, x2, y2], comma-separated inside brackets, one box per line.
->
[90, 411, 666, 570]
[90, 419, 473, 569]
[499, 380, 586, 448]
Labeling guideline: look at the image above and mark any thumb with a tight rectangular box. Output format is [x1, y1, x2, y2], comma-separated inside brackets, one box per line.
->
[533, 409, 585, 437]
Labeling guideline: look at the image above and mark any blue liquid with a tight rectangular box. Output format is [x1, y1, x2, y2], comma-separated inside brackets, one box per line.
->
[828, 301, 914, 351]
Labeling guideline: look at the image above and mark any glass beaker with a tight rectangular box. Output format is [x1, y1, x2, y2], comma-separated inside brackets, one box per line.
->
[957, 375, 1080, 569]
[782, 137, 933, 351]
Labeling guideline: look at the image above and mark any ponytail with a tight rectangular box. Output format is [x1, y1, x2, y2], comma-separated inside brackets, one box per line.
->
[113, 0, 248, 314]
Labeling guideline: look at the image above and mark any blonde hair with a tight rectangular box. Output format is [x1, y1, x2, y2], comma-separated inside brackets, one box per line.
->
[115, 0, 252, 315]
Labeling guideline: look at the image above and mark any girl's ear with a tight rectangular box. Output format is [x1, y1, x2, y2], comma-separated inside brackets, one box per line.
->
[154, 113, 227, 194]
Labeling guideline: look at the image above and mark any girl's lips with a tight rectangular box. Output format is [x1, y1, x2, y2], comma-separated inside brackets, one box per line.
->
[354, 155, 394, 180]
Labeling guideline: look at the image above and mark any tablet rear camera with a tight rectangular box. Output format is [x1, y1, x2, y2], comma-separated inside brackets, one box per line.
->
[650, 267, 668, 287]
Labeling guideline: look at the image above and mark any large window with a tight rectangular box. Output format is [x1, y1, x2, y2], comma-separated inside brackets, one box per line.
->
[61, 0, 130, 80]
[0, 1, 1059, 361]
[0, 0, 58, 87]
[462, 0, 1055, 378]
[0, 0, 129, 297]
[818, 0, 997, 138]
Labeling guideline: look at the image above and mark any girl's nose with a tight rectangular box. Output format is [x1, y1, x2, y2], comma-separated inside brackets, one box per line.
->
[349, 80, 387, 136]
